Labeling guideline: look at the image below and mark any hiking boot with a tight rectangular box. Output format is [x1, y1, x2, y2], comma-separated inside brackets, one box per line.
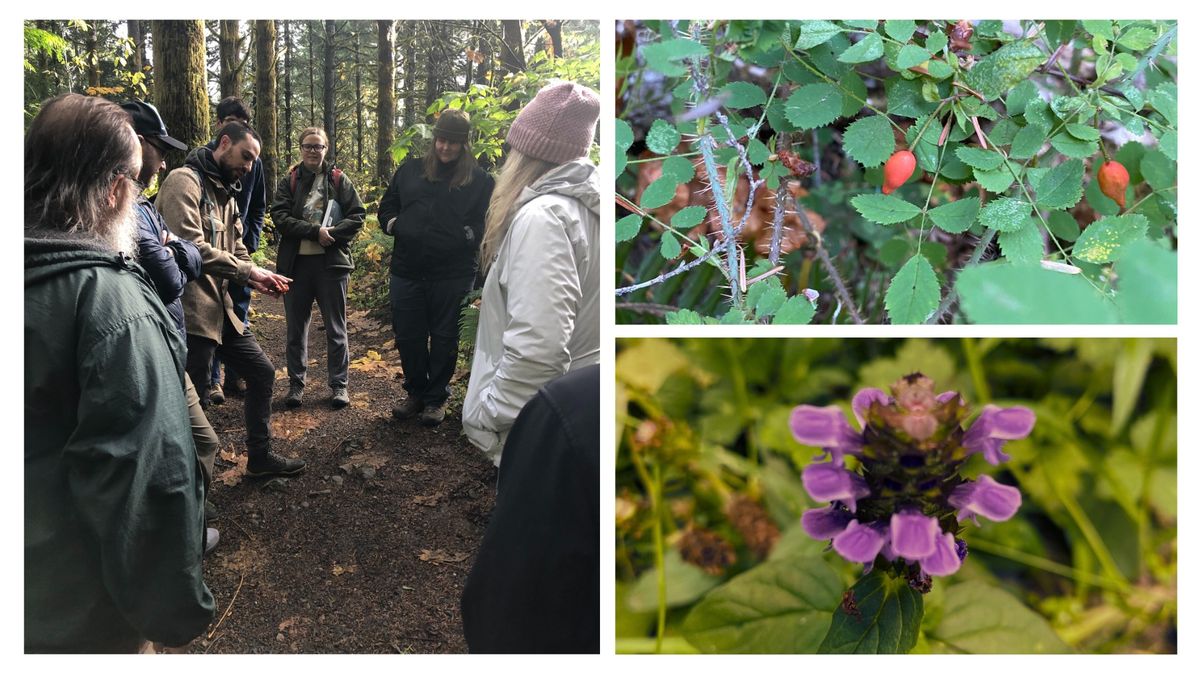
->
[204, 499, 219, 523]
[420, 403, 446, 427]
[245, 451, 307, 478]
[209, 382, 225, 405]
[285, 383, 304, 408]
[204, 527, 220, 556]
[331, 386, 350, 409]
[392, 396, 424, 420]
[225, 376, 246, 397]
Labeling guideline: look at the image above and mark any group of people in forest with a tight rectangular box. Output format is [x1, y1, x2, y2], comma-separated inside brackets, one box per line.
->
[25, 80, 600, 653]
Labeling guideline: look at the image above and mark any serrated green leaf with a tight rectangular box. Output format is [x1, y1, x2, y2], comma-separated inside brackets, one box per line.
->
[616, 119, 633, 176]
[647, 119, 682, 155]
[924, 60, 954, 80]
[1082, 20, 1115, 40]
[1159, 131, 1177, 161]
[886, 78, 936, 119]
[1010, 124, 1046, 159]
[1117, 26, 1156, 50]
[1046, 210, 1082, 241]
[796, 20, 841, 49]
[1050, 133, 1097, 159]
[640, 175, 679, 210]
[973, 161, 1020, 194]
[773, 295, 817, 325]
[929, 197, 981, 234]
[1034, 159, 1085, 210]
[987, 119, 1021, 147]
[1043, 21, 1076, 50]
[659, 232, 682, 260]
[1140, 149, 1175, 191]
[615, 214, 642, 243]
[1024, 98, 1054, 130]
[642, 38, 708, 77]
[884, 19, 916, 42]
[721, 81, 767, 109]
[1074, 214, 1149, 263]
[1115, 240, 1176, 323]
[661, 155, 696, 185]
[840, 72, 867, 117]
[838, 32, 883, 64]
[955, 146, 1005, 171]
[885, 254, 940, 324]
[964, 40, 1044, 101]
[978, 197, 1031, 232]
[1005, 81, 1040, 117]
[818, 568, 922, 654]
[785, 83, 843, 130]
[664, 308, 704, 325]
[682, 556, 841, 653]
[1051, 95, 1092, 122]
[851, 193, 923, 225]
[925, 581, 1072, 653]
[1066, 124, 1101, 141]
[842, 115, 895, 168]
[897, 44, 931, 70]
[672, 205, 707, 230]
[956, 263, 1117, 324]
[925, 31, 947, 54]
[747, 138, 770, 165]
[1149, 84, 1177, 128]
[998, 218, 1044, 264]
[627, 548, 722, 612]
[843, 20, 878, 30]
[751, 283, 788, 318]
[904, 116, 941, 172]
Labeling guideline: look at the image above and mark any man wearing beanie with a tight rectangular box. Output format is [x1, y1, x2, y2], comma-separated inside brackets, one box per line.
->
[462, 81, 601, 467]
[378, 109, 495, 427]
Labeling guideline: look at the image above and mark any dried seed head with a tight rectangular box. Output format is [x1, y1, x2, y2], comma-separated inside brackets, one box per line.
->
[677, 526, 736, 576]
[725, 495, 781, 559]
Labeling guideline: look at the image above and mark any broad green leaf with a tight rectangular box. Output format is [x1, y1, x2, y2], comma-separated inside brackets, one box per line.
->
[963, 40, 1044, 101]
[998, 219, 1044, 264]
[616, 119, 634, 176]
[842, 115, 895, 168]
[721, 81, 767, 109]
[955, 146, 1005, 171]
[978, 198, 1032, 233]
[818, 569, 923, 654]
[955, 263, 1117, 324]
[840, 72, 868, 117]
[796, 20, 841, 49]
[1065, 124, 1101, 141]
[851, 193, 923, 225]
[750, 282, 787, 318]
[627, 549, 722, 613]
[1082, 20, 1115, 40]
[1005, 81, 1040, 117]
[615, 214, 642, 243]
[659, 232, 682, 259]
[925, 31, 948, 54]
[747, 138, 770, 165]
[1049, 133, 1096, 159]
[773, 295, 817, 325]
[1024, 98, 1054, 130]
[885, 254, 940, 324]
[1117, 26, 1157, 50]
[1009, 125, 1046, 161]
[640, 175, 680, 210]
[842, 20, 878, 30]
[884, 19, 916, 42]
[904, 116, 941, 172]
[973, 161, 1020, 194]
[929, 197, 981, 234]
[1115, 240, 1176, 323]
[926, 581, 1072, 653]
[682, 556, 841, 654]
[924, 60, 954, 80]
[838, 32, 883, 64]
[1073, 214, 1149, 263]
[886, 78, 936, 119]
[1043, 21, 1076, 49]
[1159, 131, 1177, 161]
[665, 309, 704, 325]
[661, 155, 696, 184]
[1034, 159, 1085, 210]
[1051, 95, 1092, 122]
[642, 38, 708, 77]
[897, 44, 931, 70]
[1046, 210, 1082, 241]
[1140, 149, 1175, 191]
[647, 119, 682, 155]
[672, 205, 707, 229]
[784, 83, 843, 130]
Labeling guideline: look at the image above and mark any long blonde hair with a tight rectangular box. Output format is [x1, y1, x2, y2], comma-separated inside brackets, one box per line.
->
[480, 149, 559, 273]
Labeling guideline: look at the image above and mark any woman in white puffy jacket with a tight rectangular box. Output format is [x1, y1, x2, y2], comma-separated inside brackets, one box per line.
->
[462, 81, 601, 467]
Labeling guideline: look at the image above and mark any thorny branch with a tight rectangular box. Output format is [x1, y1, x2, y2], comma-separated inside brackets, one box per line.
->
[781, 183, 865, 325]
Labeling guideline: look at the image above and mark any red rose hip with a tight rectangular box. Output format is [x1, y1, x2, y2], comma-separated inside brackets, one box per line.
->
[883, 150, 917, 195]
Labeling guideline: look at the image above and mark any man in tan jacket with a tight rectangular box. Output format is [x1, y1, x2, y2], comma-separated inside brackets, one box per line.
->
[158, 121, 306, 478]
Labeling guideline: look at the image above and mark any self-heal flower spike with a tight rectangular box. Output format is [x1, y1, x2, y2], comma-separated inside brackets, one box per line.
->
[792, 374, 1034, 591]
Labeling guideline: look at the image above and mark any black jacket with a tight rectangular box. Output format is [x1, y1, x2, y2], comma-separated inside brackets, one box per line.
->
[270, 162, 367, 276]
[134, 196, 202, 339]
[377, 158, 494, 280]
[460, 365, 599, 654]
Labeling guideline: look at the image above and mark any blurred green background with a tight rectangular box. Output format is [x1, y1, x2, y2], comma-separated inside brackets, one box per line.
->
[615, 338, 1176, 653]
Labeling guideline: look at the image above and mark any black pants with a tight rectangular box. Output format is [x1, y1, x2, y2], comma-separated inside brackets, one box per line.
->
[389, 274, 473, 406]
[186, 315, 275, 459]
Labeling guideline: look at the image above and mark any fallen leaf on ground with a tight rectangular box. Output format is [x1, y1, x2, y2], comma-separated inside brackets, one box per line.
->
[271, 411, 321, 439]
[412, 491, 446, 507]
[338, 452, 390, 474]
[215, 451, 248, 487]
[349, 349, 405, 379]
[331, 563, 358, 576]
[418, 549, 469, 565]
[399, 463, 429, 472]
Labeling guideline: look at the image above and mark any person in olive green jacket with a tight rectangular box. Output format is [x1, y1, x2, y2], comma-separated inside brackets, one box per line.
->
[271, 127, 366, 409]
[24, 93, 214, 653]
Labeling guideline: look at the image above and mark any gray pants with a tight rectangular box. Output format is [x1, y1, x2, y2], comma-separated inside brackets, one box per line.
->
[285, 254, 350, 390]
[183, 372, 218, 486]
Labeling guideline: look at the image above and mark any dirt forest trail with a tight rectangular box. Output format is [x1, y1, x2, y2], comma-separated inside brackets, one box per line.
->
[192, 290, 496, 653]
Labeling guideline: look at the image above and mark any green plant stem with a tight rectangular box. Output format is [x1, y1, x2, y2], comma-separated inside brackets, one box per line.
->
[913, 137, 950, 254]
[1125, 186, 1178, 215]
[1044, 464, 1131, 591]
[966, 538, 1125, 592]
[962, 337, 991, 403]
[626, 152, 702, 165]
[653, 462, 666, 654]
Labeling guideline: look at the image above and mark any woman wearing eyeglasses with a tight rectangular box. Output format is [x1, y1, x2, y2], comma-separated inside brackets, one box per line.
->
[270, 127, 366, 409]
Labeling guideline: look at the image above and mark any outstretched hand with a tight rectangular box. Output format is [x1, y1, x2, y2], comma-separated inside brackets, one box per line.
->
[248, 266, 292, 296]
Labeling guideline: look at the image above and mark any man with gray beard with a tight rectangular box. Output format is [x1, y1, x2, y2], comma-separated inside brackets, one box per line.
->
[24, 93, 214, 652]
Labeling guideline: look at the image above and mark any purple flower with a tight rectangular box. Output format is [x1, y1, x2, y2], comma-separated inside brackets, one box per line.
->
[801, 505, 854, 540]
[963, 405, 1036, 465]
[832, 520, 886, 563]
[790, 405, 863, 466]
[949, 474, 1022, 524]
[801, 463, 870, 512]
[889, 512, 939, 560]
[918, 533, 962, 577]
[851, 388, 890, 427]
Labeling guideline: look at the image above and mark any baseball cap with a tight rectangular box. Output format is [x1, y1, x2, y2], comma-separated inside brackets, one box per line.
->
[119, 100, 188, 151]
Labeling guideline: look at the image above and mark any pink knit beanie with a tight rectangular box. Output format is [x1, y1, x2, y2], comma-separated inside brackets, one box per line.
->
[506, 81, 600, 164]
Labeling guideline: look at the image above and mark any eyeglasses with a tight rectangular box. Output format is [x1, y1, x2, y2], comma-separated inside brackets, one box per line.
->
[301, 144, 327, 152]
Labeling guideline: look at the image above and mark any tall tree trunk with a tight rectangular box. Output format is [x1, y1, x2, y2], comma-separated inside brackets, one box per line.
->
[323, 20, 336, 164]
[219, 20, 240, 99]
[541, 20, 563, 57]
[474, 25, 491, 86]
[308, 21, 317, 126]
[402, 22, 416, 127]
[354, 28, 363, 172]
[423, 22, 438, 114]
[151, 20, 209, 174]
[84, 21, 101, 89]
[283, 20, 293, 167]
[500, 20, 525, 76]
[376, 20, 396, 185]
[254, 20, 278, 205]
[127, 20, 144, 75]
